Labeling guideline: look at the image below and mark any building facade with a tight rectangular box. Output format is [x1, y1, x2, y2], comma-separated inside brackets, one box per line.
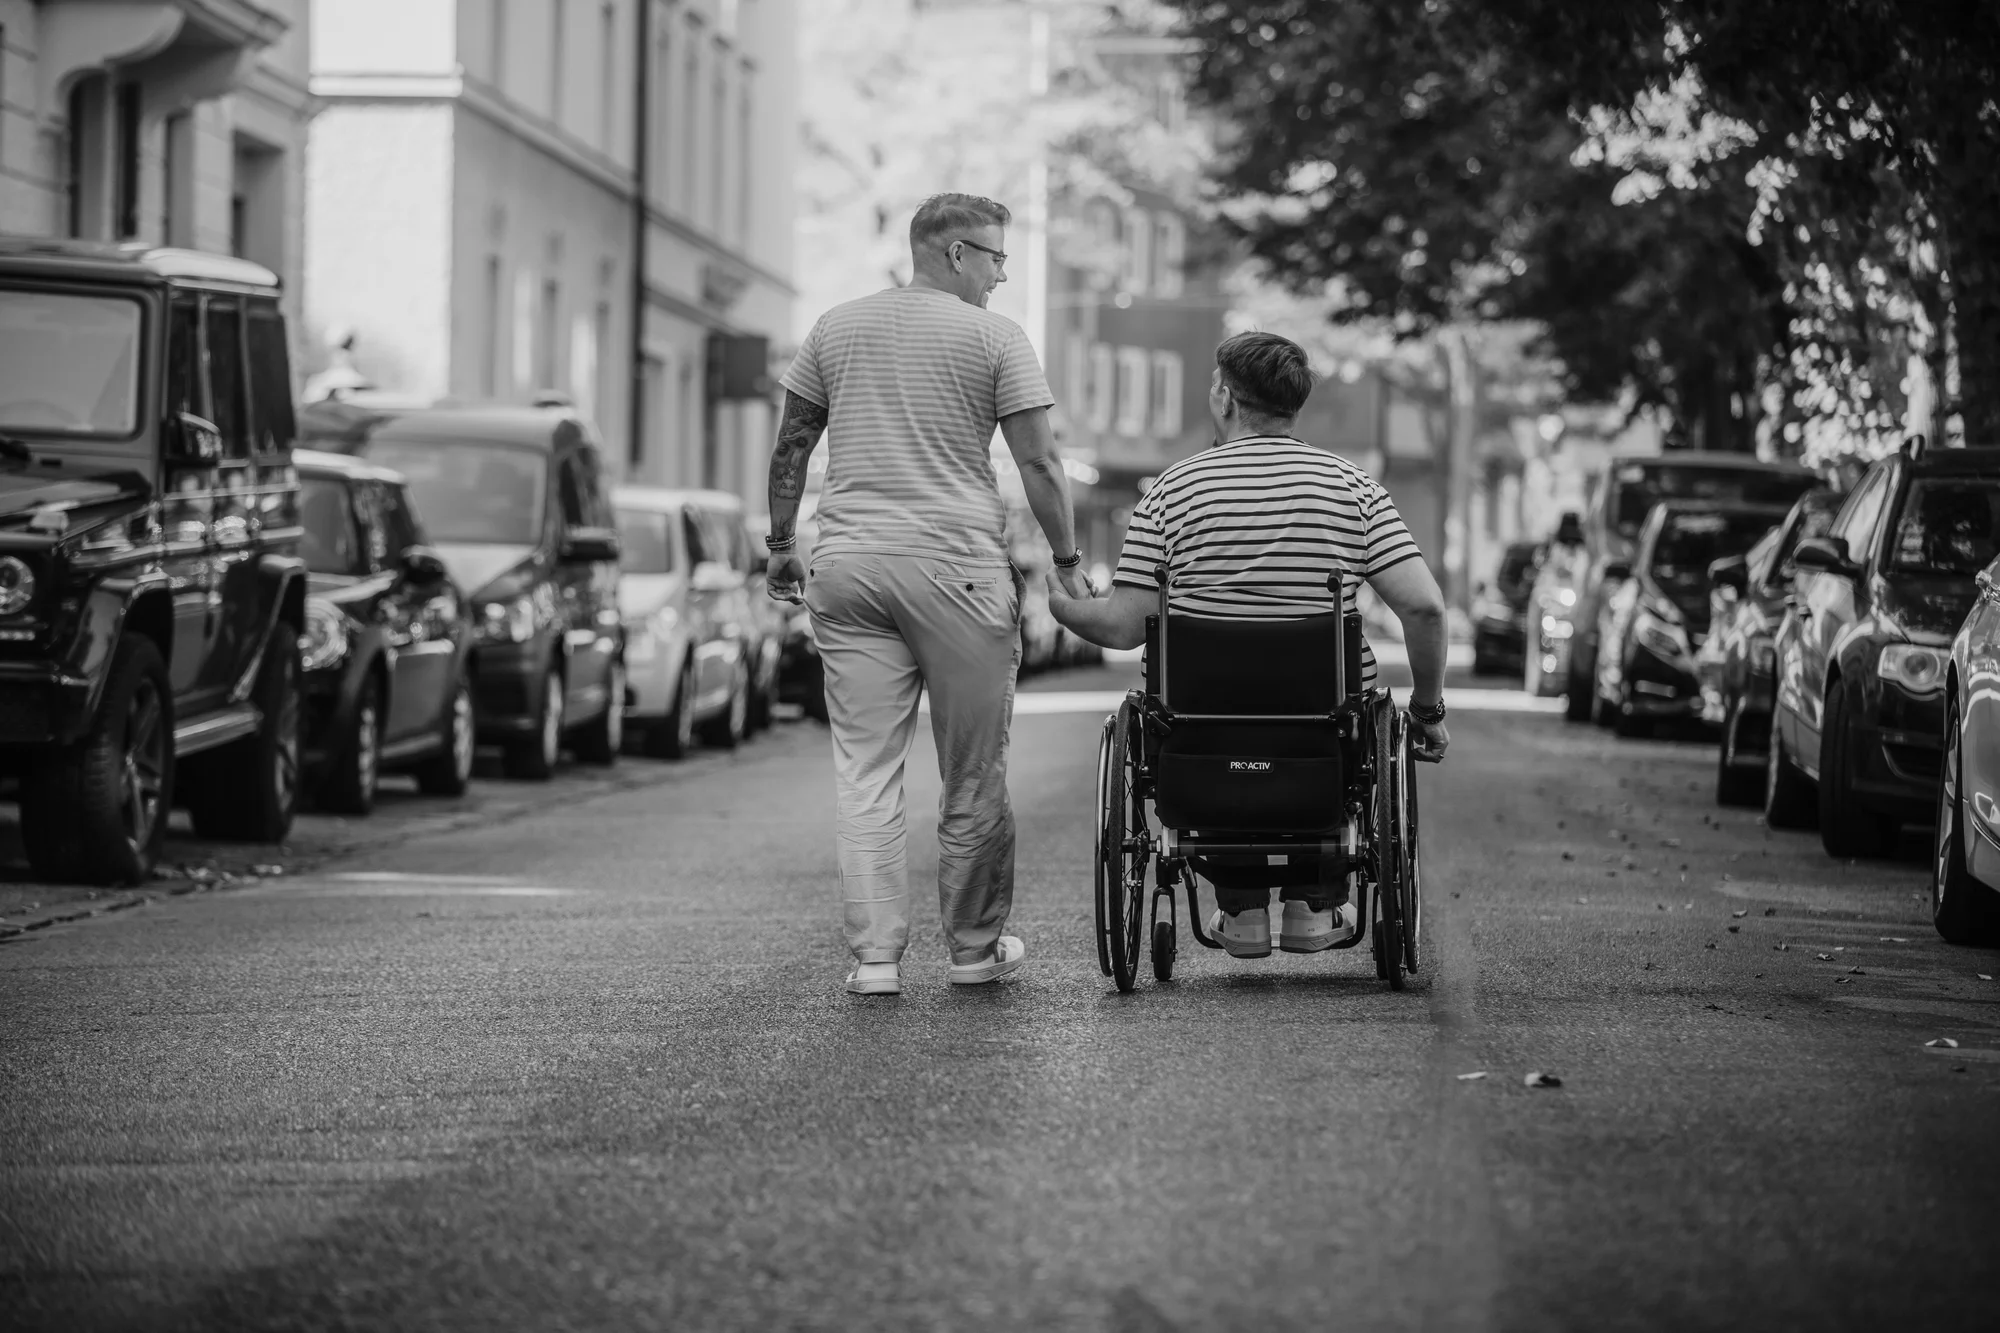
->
[0, 0, 313, 321]
[305, 0, 794, 495]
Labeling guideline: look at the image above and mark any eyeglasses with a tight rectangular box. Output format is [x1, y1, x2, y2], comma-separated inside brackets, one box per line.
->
[954, 237, 1008, 267]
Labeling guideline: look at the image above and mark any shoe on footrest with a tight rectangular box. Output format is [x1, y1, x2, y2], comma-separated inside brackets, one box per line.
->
[949, 936, 1025, 985]
[846, 962, 902, 995]
[1207, 906, 1272, 958]
[1280, 901, 1358, 953]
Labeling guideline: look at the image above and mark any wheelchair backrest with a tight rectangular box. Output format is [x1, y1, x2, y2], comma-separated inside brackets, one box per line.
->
[1144, 567, 1361, 719]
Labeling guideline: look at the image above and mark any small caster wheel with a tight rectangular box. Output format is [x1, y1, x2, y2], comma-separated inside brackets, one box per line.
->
[1151, 918, 1176, 982]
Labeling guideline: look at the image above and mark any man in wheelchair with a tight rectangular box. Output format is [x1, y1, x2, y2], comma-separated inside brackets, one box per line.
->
[1049, 332, 1448, 982]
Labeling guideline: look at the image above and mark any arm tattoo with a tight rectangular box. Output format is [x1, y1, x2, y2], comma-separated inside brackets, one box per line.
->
[767, 391, 828, 524]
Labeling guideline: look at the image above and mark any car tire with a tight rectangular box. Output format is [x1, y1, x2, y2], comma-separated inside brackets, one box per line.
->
[414, 676, 475, 796]
[1817, 675, 1895, 858]
[1563, 642, 1594, 722]
[502, 665, 564, 781]
[21, 635, 174, 886]
[185, 626, 301, 843]
[1715, 700, 1764, 807]
[319, 671, 383, 815]
[1933, 690, 2000, 945]
[1613, 682, 1653, 739]
[1764, 715, 1818, 830]
[747, 645, 776, 733]
[573, 659, 624, 766]
[645, 660, 698, 759]
[700, 656, 750, 749]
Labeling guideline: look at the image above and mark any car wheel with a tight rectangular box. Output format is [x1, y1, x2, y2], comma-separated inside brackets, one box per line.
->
[700, 656, 750, 749]
[503, 666, 564, 780]
[1817, 675, 1895, 858]
[1764, 714, 1818, 830]
[1563, 642, 1594, 722]
[319, 671, 383, 815]
[185, 626, 301, 843]
[1933, 690, 2000, 945]
[1613, 681, 1653, 738]
[645, 660, 698, 759]
[747, 645, 777, 733]
[574, 659, 624, 766]
[1715, 699, 1764, 807]
[21, 635, 173, 886]
[414, 676, 475, 796]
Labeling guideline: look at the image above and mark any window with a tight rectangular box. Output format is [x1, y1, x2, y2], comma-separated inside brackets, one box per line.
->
[557, 453, 590, 528]
[373, 481, 424, 557]
[512, 268, 536, 389]
[1830, 466, 1893, 563]
[681, 509, 709, 565]
[593, 300, 611, 425]
[1114, 346, 1149, 436]
[1150, 350, 1183, 436]
[1153, 215, 1186, 298]
[246, 301, 296, 455]
[599, 3, 617, 147]
[538, 276, 561, 390]
[164, 296, 201, 420]
[682, 37, 700, 216]
[203, 299, 250, 457]
[635, 353, 664, 468]
[114, 82, 141, 240]
[710, 67, 727, 232]
[299, 478, 367, 575]
[364, 439, 547, 544]
[737, 83, 754, 243]
[0, 291, 145, 436]
[1122, 206, 1151, 293]
[1086, 342, 1114, 432]
[348, 481, 390, 572]
[551, 0, 569, 124]
[1888, 480, 2000, 576]
[653, 25, 674, 205]
[615, 507, 675, 572]
[481, 257, 502, 396]
[569, 311, 598, 420]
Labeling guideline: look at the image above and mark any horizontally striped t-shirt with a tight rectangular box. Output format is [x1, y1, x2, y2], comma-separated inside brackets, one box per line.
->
[781, 286, 1055, 566]
[1111, 435, 1423, 686]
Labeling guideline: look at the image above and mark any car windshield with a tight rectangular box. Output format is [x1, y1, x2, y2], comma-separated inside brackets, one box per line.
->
[299, 477, 369, 575]
[1888, 479, 2000, 576]
[1650, 511, 1780, 588]
[1612, 464, 1815, 536]
[362, 439, 546, 545]
[615, 508, 675, 573]
[0, 289, 143, 436]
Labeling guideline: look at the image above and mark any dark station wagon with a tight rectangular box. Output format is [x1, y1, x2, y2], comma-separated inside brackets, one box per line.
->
[0, 241, 306, 884]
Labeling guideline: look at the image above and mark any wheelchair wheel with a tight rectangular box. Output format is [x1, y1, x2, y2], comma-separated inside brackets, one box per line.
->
[1093, 715, 1116, 979]
[1396, 710, 1423, 975]
[1150, 890, 1176, 982]
[1371, 698, 1410, 991]
[1096, 696, 1149, 992]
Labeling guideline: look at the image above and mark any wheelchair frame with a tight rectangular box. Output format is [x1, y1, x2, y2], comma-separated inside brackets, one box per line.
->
[1093, 569, 1422, 993]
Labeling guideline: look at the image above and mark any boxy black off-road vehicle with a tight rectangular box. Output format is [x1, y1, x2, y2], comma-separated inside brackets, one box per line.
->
[0, 242, 307, 885]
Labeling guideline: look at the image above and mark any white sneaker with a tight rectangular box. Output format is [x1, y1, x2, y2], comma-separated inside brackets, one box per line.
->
[1207, 907, 1272, 958]
[949, 935, 1025, 985]
[1280, 901, 1359, 953]
[846, 961, 902, 995]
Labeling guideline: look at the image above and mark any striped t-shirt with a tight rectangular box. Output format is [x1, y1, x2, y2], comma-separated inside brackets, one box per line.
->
[781, 286, 1055, 566]
[1111, 435, 1423, 686]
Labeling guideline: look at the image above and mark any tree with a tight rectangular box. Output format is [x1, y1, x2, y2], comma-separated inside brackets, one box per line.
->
[1166, 0, 1783, 450]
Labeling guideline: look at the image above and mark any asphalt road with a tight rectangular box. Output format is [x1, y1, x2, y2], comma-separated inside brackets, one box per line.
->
[3, 659, 1997, 1332]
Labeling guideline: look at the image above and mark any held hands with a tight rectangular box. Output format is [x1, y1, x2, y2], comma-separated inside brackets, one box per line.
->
[765, 551, 807, 605]
[1410, 716, 1449, 764]
[1051, 564, 1096, 600]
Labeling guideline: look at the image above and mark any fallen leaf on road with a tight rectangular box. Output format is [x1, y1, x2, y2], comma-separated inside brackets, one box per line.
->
[1728, 925, 1741, 933]
[1561, 852, 1574, 861]
[1773, 943, 1790, 952]
[1925, 1037, 1960, 1048]
[1732, 909, 1748, 918]
[1660, 837, 1682, 848]
[1847, 967, 1867, 975]
[1979, 974, 1993, 982]
[1456, 1072, 1488, 1081]
[1657, 903, 1668, 911]
[1877, 937, 1909, 943]
[1524, 1072, 1563, 1089]
[1816, 953, 1835, 961]
[1835, 977, 1852, 984]
[1764, 907, 1777, 916]
[1684, 902, 1695, 910]
[1706, 942, 1718, 949]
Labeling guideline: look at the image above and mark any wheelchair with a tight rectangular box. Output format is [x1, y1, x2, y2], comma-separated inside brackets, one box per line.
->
[1093, 569, 1423, 993]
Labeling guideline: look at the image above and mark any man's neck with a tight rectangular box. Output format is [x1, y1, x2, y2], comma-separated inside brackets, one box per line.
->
[906, 271, 966, 302]
[1218, 419, 1295, 444]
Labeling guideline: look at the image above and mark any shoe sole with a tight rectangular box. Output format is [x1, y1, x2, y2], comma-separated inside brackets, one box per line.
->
[948, 956, 1025, 985]
[1279, 932, 1355, 953]
[846, 977, 902, 995]
[1220, 940, 1273, 958]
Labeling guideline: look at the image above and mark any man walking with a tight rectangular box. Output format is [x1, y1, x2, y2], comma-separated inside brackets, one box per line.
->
[764, 193, 1091, 996]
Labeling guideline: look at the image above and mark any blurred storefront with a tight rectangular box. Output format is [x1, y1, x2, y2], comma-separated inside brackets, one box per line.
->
[303, 0, 794, 499]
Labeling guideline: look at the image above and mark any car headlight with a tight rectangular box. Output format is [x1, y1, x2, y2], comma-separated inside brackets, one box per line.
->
[0, 556, 34, 617]
[1634, 604, 1691, 661]
[478, 595, 537, 644]
[1879, 643, 1946, 696]
[299, 600, 349, 673]
[1540, 613, 1574, 639]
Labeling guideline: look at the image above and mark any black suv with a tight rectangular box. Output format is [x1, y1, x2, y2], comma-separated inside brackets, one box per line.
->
[302, 403, 624, 779]
[0, 242, 306, 884]
[1769, 442, 2000, 856]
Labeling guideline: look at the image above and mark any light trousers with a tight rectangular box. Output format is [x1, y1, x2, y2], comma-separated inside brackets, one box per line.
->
[806, 552, 1024, 966]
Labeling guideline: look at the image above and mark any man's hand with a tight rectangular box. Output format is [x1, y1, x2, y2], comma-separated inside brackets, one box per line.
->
[1410, 715, 1449, 763]
[766, 551, 806, 605]
[1054, 563, 1095, 600]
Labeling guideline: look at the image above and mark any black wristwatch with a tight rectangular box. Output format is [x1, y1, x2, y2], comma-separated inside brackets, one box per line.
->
[1408, 696, 1446, 724]
[1052, 550, 1083, 569]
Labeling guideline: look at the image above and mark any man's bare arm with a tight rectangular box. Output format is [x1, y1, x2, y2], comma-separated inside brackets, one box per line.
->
[1048, 582, 1151, 650]
[1366, 558, 1449, 706]
[766, 390, 829, 543]
[998, 405, 1078, 560]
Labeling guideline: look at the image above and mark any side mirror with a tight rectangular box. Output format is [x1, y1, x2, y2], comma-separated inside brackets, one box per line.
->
[164, 410, 223, 463]
[559, 526, 621, 564]
[690, 559, 737, 592]
[1601, 559, 1632, 584]
[1792, 536, 1858, 578]
[1708, 554, 1749, 594]
[400, 545, 448, 587]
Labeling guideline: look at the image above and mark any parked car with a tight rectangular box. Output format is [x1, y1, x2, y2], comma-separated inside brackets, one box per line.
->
[612, 486, 766, 757]
[294, 450, 474, 812]
[1767, 441, 2000, 856]
[1699, 489, 1844, 805]
[0, 242, 305, 884]
[1590, 501, 1790, 737]
[1564, 453, 1819, 721]
[1524, 513, 1586, 697]
[1935, 551, 2000, 945]
[774, 495, 827, 721]
[305, 402, 625, 780]
[1472, 540, 1543, 677]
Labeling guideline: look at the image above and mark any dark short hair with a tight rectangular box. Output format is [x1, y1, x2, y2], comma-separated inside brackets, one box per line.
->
[1216, 332, 1314, 418]
[910, 193, 1012, 249]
